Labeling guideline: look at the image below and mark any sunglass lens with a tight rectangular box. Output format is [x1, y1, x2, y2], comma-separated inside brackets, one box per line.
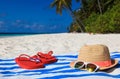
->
[74, 62, 84, 68]
[86, 63, 97, 72]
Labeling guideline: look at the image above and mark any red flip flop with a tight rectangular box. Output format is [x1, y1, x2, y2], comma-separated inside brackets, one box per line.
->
[15, 54, 44, 69]
[37, 51, 58, 64]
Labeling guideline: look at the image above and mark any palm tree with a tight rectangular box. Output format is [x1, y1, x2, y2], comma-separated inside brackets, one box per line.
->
[76, 0, 86, 17]
[50, 0, 85, 32]
[97, 0, 102, 14]
[102, 0, 115, 13]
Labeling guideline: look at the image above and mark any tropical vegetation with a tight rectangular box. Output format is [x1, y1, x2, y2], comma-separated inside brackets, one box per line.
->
[50, 0, 85, 32]
[51, 0, 120, 33]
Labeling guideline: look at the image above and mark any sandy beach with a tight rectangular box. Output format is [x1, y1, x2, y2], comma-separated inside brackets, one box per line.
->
[0, 33, 120, 79]
[0, 33, 120, 58]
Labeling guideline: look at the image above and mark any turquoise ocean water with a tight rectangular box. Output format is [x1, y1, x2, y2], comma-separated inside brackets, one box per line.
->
[0, 33, 39, 37]
[0, 32, 67, 37]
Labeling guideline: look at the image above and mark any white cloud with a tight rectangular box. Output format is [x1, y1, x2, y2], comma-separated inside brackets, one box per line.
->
[20, 22, 46, 31]
[0, 21, 4, 25]
[0, 21, 4, 28]
[24, 25, 30, 28]
[30, 23, 45, 29]
[15, 19, 21, 23]
[50, 25, 57, 29]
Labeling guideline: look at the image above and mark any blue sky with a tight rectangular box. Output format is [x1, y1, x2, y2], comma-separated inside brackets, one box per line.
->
[0, 0, 80, 33]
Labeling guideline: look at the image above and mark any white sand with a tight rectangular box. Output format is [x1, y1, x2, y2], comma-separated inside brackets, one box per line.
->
[0, 33, 120, 79]
[0, 33, 120, 58]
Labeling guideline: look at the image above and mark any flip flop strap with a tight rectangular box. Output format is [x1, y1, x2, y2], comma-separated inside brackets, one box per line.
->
[37, 51, 53, 59]
[48, 51, 53, 55]
[19, 54, 40, 63]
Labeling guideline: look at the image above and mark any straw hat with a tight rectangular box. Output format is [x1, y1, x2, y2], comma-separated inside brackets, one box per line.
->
[70, 44, 118, 70]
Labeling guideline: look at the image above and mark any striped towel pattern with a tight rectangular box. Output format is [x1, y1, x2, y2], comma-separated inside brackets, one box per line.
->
[0, 52, 120, 79]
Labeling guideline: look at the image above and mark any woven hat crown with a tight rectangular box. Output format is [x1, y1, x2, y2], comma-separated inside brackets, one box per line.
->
[78, 44, 111, 62]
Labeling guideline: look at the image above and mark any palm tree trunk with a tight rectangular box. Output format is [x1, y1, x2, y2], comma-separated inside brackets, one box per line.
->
[66, 8, 85, 32]
[97, 0, 102, 14]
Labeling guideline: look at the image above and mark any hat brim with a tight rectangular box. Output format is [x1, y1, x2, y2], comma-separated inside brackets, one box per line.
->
[99, 59, 118, 70]
[70, 59, 118, 71]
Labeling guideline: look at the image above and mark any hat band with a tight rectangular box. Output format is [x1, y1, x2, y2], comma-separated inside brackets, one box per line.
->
[93, 60, 111, 67]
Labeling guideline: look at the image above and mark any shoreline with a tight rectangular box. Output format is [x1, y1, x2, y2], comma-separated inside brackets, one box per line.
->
[0, 33, 120, 58]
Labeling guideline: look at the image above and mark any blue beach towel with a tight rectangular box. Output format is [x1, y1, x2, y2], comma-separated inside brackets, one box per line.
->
[0, 52, 120, 79]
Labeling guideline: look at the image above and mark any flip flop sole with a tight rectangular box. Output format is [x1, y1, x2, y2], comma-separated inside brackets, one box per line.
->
[15, 57, 44, 69]
[40, 57, 58, 64]
[37, 51, 58, 64]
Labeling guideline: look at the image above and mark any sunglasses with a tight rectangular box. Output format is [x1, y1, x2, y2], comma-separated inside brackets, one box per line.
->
[74, 61, 99, 72]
